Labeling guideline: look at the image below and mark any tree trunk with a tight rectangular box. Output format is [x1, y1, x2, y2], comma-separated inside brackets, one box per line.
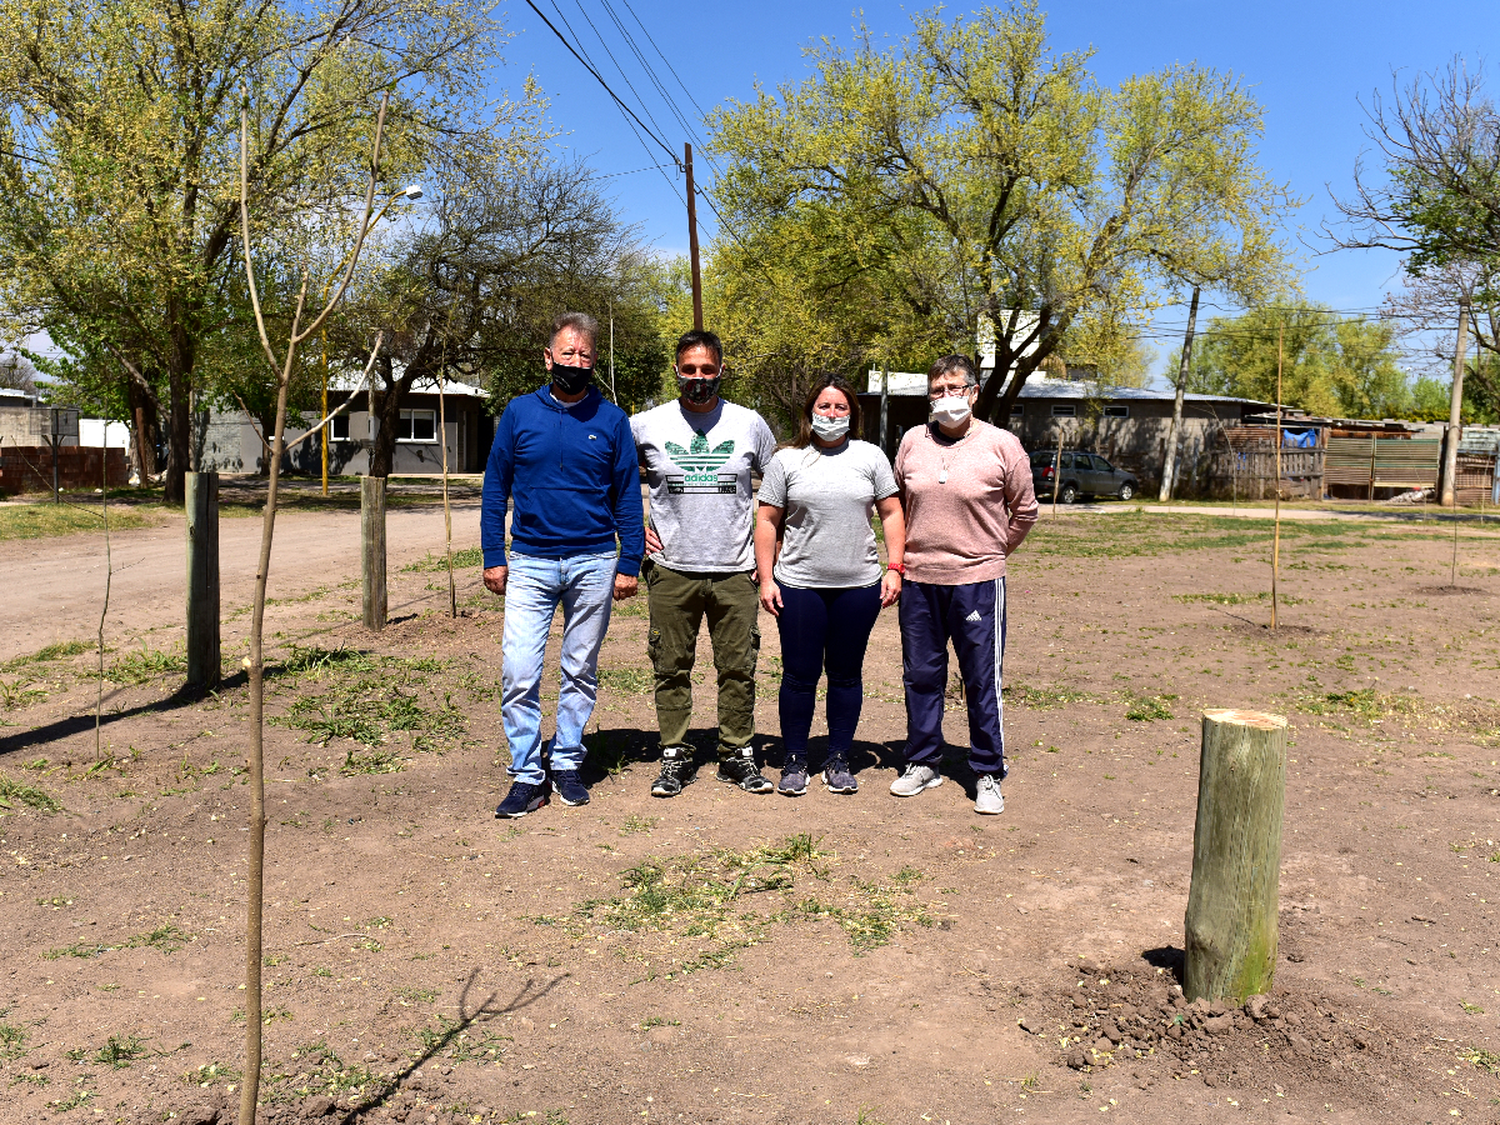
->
[164, 310, 195, 504]
[368, 352, 400, 478]
[1159, 285, 1200, 502]
[128, 379, 161, 481]
[1184, 708, 1286, 1003]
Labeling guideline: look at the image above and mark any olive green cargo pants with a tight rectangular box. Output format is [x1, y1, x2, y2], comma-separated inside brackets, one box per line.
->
[643, 560, 760, 758]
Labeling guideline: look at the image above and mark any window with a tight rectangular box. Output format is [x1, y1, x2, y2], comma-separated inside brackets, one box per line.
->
[398, 409, 437, 443]
[1103, 404, 1129, 418]
[1059, 453, 1073, 469]
[1009, 403, 1024, 417]
[330, 413, 349, 440]
[1051, 404, 1076, 417]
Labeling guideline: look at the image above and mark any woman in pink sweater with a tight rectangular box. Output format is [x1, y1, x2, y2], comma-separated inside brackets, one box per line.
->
[890, 354, 1038, 814]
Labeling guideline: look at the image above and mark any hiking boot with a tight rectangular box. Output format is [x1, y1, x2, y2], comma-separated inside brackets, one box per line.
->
[495, 781, 547, 819]
[551, 769, 590, 807]
[716, 747, 773, 794]
[974, 772, 1004, 815]
[889, 763, 944, 797]
[651, 746, 694, 798]
[823, 757, 858, 794]
[777, 757, 808, 797]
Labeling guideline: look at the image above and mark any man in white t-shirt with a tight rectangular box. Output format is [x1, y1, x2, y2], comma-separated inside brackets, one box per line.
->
[631, 330, 779, 796]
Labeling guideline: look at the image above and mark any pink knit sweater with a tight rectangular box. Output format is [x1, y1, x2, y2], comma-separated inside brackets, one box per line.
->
[893, 420, 1038, 584]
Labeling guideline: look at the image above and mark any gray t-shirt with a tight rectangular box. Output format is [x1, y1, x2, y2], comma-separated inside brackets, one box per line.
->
[757, 440, 898, 588]
[631, 399, 777, 573]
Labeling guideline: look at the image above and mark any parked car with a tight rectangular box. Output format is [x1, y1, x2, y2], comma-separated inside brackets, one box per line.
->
[1029, 449, 1138, 503]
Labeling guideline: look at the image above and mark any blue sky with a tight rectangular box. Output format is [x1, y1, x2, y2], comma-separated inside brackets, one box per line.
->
[503, 0, 1497, 382]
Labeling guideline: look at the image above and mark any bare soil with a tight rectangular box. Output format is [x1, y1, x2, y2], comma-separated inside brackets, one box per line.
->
[1, 495, 1498, 1125]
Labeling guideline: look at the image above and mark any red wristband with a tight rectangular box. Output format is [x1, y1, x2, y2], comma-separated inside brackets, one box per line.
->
[887, 563, 906, 576]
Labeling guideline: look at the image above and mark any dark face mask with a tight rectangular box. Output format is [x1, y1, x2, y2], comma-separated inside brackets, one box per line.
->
[676, 374, 721, 406]
[551, 363, 594, 397]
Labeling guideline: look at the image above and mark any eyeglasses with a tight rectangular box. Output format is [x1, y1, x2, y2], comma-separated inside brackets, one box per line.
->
[677, 364, 720, 376]
[928, 385, 973, 400]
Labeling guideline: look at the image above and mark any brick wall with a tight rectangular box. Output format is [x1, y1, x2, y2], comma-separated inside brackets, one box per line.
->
[0, 446, 130, 495]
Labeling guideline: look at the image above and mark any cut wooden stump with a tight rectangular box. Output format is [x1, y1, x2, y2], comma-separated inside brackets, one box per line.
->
[1184, 708, 1287, 1002]
[361, 475, 387, 631]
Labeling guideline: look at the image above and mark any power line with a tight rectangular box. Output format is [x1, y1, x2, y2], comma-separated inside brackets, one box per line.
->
[520, 0, 680, 167]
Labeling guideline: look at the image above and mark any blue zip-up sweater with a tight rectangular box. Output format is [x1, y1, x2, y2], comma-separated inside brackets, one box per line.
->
[481, 385, 644, 575]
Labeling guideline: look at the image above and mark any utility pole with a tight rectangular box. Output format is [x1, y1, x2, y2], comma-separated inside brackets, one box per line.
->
[685, 142, 703, 332]
[1440, 304, 1467, 508]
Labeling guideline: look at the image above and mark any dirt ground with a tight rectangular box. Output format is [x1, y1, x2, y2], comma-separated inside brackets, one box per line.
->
[1, 491, 1498, 1125]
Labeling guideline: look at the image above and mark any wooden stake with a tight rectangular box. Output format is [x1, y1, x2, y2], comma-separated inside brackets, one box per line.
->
[685, 142, 703, 332]
[1184, 708, 1287, 1002]
[1271, 326, 1282, 630]
[1451, 520, 1459, 586]
[1440, 303, 1467, 507]
[1052, 422, 1065, 517]
[185, 471, 221, 688]
[362, 475, 387, 630]
[96, 448, 111, 758]
[438, 350, 456, 619]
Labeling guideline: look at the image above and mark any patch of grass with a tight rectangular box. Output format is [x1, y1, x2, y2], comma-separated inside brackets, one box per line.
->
[414, 1014, 511, 1063]
[0, 502, 152, 540]
[598, 666, 655, 695]
[46, 1079, 95, 1112]
[0, 1017, 29, 1061]
[2, 640, 91, 671]
[268, 648, 465, 760]
[185, 1061, 241, 1089]
[639, 1016, 681, 1029]
[92, 1034, 149, 1068]
[108, 643, 187, 685]
[1004, 682, 1091, 709]
[0, 677, 49, 711]
[395, 986, 438, 1004]
[619, 814, 659, 836]
[1124, 692, 1177, 722]
[1459, 1046, 1500, 1075]
[402, 545, 483, 572]
[1460, 1000, 1485, 1016]
[0, 772, 61, 813]
[42, 923, 191, 961]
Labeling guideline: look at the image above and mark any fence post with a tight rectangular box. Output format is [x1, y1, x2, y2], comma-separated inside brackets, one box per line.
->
[185, 471, 220, 688]
[1184, 708, 1287, 1002]
[361, 475, 387, 631]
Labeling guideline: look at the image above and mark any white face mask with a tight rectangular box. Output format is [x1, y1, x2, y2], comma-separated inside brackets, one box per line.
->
[811, 414, 850, 442]
[930, 393, 973, 427]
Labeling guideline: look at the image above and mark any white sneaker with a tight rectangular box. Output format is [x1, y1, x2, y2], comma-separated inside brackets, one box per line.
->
[974, 773, 1004, 815]
[890, 763, 943, 797]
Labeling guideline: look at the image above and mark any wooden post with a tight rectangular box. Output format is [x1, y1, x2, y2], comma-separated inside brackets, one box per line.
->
[1440, 304, 1467, 508]
[1052, 422, 1065, 515]
[361, 475, 387, 631]
[1184, 708, 1287, 1003]
[185, 471, 220, 688]
[685, 142, 703, 332]
[1271, 326, 1282, 630]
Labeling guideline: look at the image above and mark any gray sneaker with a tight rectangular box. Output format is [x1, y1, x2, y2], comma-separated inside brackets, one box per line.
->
[974, 773, 1004, 815]
[777, 758, 808, 797]
[822, 758, 858, 794]
[889, 763, 944, 797]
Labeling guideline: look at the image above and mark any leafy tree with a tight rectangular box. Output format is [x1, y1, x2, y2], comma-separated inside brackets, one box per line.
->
[0, 0, 541, 501]
[708, 2, 1298, 424]
[1187, 303, 1414, 419]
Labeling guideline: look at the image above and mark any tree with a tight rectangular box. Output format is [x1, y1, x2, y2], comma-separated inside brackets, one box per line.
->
[0, 350, 37, 394]
[708, 3, 1298, 424]
[0, 0, 541, 501]
[1384, 260, 1500, 423]
[324, 155, 666, 477]
[1187, 303, 1414, 419]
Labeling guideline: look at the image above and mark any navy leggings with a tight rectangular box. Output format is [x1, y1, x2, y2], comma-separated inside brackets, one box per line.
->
[775, 582, 882, 761]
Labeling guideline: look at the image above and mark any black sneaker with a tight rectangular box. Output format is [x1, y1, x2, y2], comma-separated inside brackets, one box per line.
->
[822, 757, 858, 794]
[716, 747, 773, 794]
[651, 746, 693, 798]
[495, 781, 546, 819]
[778, 758, 808, 797]
[551, 770, 590, 807]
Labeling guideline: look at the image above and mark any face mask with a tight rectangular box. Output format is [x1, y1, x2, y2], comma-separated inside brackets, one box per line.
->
[676, 375, 721, 406]
[811, 414, 850, 442]
[930, 393, 973, 427]
[551, 363, 594, 396]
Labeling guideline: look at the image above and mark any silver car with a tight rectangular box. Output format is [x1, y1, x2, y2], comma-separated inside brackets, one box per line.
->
[1029, 449, 1138, 503]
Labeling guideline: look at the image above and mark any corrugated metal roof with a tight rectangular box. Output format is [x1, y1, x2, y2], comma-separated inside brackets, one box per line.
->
[863, 370, 1272, 407]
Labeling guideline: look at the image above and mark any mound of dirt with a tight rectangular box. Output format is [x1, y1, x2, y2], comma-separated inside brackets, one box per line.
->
[1016, 957, 1415, 1093]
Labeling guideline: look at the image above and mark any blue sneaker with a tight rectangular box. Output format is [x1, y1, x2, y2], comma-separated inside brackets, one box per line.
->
[822, 757, 858, 794]
[495, 781, 546, 819]
[777, 758, 808, 797]
[551, 770, 590, 807]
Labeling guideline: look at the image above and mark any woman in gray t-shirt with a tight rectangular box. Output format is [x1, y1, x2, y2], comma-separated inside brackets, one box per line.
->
[754, 375, 906, 798]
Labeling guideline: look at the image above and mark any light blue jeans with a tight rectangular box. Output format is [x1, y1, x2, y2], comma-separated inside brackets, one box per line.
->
[501, 551, 618, 785]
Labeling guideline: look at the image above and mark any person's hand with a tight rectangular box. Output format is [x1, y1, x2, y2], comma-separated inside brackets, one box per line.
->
[645, 526, 664, 555]
[758, 580, 783, 617]
[880, 569, 902, 608]
[483, 565, 507, 595]
[614, 573, 639, 601]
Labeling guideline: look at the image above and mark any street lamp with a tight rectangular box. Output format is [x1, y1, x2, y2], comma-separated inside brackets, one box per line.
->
[322, 183, 424, 496]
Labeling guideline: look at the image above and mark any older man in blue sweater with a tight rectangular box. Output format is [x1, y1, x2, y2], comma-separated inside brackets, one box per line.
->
[482, 312, 645, 818]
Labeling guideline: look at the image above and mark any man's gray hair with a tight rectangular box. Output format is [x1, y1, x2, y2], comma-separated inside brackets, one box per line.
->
[927, 353, 979, 388]
[551, 311, 600, 350]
